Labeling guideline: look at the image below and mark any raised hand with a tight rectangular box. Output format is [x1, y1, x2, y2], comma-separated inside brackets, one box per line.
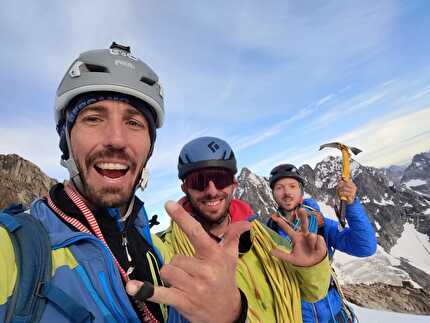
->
[337, 179, 357, 204]
[270, 208, 327, 267]
[126, 201, 250, 323]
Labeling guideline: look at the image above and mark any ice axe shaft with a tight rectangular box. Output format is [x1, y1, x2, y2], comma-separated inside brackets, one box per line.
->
[319, 142, 362, 228]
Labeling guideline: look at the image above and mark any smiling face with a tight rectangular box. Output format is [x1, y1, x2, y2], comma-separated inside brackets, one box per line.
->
[182, 174, 237, 229]
[272, 177, 303, 212]
[70, 100, 151, 208]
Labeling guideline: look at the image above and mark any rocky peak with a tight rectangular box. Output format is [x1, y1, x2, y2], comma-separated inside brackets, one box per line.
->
[401, 150, 430, 196]
[384, 164, 408, 186]
[0, 154, 57, 209]
[234, 167, 277, 220]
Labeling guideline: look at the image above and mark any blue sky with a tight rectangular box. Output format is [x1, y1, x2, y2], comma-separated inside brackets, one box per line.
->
[1, 1, 430, 229]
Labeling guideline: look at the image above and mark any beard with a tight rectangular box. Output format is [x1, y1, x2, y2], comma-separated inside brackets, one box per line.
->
[74, 147, 140, 209]
[186, 191, 232, 228]
[80, 181, 134, 208]
[276, 194, 304, 215]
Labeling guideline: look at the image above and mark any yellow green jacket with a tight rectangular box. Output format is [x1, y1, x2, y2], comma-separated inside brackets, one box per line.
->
[156, 218, 330, 323]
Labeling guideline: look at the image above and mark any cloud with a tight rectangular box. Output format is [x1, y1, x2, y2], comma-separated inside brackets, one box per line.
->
[245, 105, 430, 177]
[307, 106, 430, 168]
[310, 82, 392, 129]
[343, 112, 430, 167]
[408, 86, 430, 101]
[232, 107, 313, 151]
[316, 94, 335, 107]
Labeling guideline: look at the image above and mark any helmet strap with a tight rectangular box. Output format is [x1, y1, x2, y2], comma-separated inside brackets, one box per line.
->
[61, 126, 85, 195]
[138, 167, 149, 191]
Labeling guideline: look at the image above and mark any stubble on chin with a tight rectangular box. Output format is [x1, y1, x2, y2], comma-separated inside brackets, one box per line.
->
[75, 162, 137, 209]
[83, 185, 132, 208]
[187, 193, 231, 224]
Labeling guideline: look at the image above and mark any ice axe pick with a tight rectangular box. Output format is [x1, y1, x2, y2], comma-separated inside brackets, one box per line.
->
[319, 142, 362, 228]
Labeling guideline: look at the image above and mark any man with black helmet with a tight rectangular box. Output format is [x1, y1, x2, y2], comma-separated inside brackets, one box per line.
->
[0, 43, 249, 323]
[157, 136, 332, 323]
[267, 163, 377, 323]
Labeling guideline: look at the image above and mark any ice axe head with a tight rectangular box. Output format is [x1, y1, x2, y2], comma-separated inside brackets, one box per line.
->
[319, 142, 362, 180]
[319, 142, 361, 228]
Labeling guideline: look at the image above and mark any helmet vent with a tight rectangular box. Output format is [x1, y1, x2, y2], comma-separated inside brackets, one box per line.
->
[140, 76, 156, 86]
[85, 64, 109, 73]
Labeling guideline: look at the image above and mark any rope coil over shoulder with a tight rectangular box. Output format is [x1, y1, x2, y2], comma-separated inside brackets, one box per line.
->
[168, 220, 302, 323]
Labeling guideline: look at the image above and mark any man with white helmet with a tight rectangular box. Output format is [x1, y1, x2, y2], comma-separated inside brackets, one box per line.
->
[0, 43, 249, 323]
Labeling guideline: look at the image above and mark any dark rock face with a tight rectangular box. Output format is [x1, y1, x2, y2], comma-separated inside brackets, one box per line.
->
[234, 167, 278, 221]
[0, 154, 57, 209]
[342, 283, 430, 315]
[384, 164, 407, 186]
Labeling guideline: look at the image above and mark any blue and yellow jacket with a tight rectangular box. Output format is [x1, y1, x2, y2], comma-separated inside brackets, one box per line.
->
[0, 197, 181, 323]
[269, 198, 377, 323]
[301, 198, 376, 323]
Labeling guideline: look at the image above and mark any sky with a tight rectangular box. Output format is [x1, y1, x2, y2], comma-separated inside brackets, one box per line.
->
[1, 1, 430, 229]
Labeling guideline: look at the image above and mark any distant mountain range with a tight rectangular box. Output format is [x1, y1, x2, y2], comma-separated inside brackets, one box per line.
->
[396, 151, 430, 197]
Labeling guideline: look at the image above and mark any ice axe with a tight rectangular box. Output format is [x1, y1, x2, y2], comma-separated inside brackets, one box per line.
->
[319, 142, 362, 228]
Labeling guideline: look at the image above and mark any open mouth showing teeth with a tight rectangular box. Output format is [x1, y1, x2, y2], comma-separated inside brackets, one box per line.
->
[94, 162, 129, 179]
[204, 199, 222, 206]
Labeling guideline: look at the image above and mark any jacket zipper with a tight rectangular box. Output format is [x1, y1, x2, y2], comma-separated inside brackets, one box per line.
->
[53, 233, 139, 321]
[312, 303, 319, 323]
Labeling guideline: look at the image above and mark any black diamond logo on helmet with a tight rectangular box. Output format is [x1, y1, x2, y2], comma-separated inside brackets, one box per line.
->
[208, 141, 219, 153]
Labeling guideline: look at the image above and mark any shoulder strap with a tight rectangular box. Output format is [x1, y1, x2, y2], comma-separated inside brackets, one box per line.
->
[303, 204, 325, 228]
[0, 205, 52, 323]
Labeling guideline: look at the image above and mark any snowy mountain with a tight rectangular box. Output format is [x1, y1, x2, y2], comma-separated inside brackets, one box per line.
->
[351, 304, 430, 323]
[234, 156, 430, 315]
[384, 164, 408, 186]
[401, 151, 430, 197]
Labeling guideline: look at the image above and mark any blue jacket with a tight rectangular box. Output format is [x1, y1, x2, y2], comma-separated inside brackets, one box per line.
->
[0, 198, 183, 323]
[301, 198, 377, 323]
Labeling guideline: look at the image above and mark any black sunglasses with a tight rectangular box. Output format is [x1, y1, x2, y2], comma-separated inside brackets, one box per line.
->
[184, 168, 234, 191]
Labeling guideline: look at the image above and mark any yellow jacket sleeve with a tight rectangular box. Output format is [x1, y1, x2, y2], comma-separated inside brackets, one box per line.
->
[0, 227, 17, 304]
[288, 254, 331, 302]
[151, 232, 174, 263]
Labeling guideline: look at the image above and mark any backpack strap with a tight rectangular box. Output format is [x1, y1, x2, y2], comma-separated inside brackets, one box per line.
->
[329, 267, 358, 323]
[0, 205, 93, 323]
[0, 207, 52, 323]
[38, 283, 94, 323]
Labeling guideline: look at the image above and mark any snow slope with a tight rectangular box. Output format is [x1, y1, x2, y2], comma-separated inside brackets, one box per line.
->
[352, 304, 430, 322]
[390, 223, 430, 273]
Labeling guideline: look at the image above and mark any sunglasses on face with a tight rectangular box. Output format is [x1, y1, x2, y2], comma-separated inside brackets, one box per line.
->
[184, 169, 234, 191]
